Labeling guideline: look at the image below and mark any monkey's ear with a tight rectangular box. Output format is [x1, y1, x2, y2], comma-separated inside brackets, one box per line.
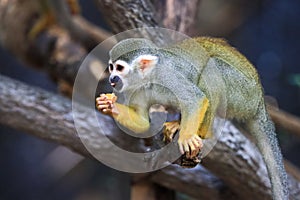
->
[134, 55, 158, 73]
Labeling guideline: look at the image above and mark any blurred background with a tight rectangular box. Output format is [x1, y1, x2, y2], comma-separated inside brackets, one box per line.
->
[0, 0, 299, 199]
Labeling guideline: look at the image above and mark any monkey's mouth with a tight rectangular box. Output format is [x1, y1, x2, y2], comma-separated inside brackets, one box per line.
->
[110, 81, 123, 91]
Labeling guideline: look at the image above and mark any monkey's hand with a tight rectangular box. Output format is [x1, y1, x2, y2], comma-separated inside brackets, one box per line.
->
[96, 93, 150, 133]
[96, 93, 118, 116]
[163, 121, 180, 143]
[178, 134, 203, 159]
[178, 97, 209, 159]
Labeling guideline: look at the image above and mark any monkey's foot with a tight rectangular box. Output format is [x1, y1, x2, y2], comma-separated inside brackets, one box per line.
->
[178, 135, 203, 159]
[163, 121, 180, 143]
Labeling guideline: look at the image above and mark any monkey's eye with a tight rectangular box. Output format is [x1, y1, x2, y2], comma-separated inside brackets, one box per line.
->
[116, 64, 124, 72]
[109, 63, 114, 72]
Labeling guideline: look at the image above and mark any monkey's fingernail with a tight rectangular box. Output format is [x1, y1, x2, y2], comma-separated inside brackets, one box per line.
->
[179, 144, 184, 154]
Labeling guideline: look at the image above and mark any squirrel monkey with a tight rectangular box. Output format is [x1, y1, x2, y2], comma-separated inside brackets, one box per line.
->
[96, 37, 288, 199]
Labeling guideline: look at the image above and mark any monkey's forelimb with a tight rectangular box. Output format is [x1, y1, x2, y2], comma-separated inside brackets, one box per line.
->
[96, 93, 150, 133]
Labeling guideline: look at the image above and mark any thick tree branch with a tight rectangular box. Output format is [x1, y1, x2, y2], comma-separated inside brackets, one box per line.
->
[1, 75, 300, 199]
[152, 0, 201, 35]
[72, 16, 112, 48]
[95, 0, 200, 36]
[0, 0, 109, 90]
[267, 106, 300, 138]
[0, 75, 230, 199]
[94, 0, 159, 33]
[94, 0, 201, 42]
[48, 0, 111, 50]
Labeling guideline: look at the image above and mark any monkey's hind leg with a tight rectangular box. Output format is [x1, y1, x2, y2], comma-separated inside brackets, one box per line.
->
[178, 104, 213, 167]
[163, 121, 180, 143]
[197, 105, 214, 139]
[164, 120, 203, 168]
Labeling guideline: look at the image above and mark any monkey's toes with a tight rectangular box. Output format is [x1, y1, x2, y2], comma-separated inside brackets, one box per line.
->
[163, 121, 180, 143]
[178, 135, 203, 159]
[191, 136, 203, 158]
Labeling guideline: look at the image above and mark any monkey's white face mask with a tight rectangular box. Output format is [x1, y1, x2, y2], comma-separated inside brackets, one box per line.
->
[108, 54, 158, 92]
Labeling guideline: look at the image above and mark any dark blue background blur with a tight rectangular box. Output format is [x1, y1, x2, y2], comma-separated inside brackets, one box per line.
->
[232, 0, 300, 116]
[0, 0, 299, 199]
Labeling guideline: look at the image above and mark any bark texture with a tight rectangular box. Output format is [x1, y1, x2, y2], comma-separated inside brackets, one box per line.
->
[1, 75, 300, 199]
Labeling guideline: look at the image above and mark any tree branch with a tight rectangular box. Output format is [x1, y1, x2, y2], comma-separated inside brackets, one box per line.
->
[0, 74, 230, 199]
[0, 0, 109, 91]
[152, 0, 201, 35]
[1, 75, 299, 199]
[48, 0, 111, 50]
[267, 105, 300, 138]
[94, 0, 159, 33]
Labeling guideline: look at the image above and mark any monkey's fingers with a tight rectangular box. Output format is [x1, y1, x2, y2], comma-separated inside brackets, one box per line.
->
[178, 133, 203, 155]
[97, 94, 110, 102]
[178, 137, 196, 155]
[97, 104, 110, 110]
[162, 127, 175, 143]
[96, 99, 106, 108]
[100, 109, 113, 116]
[99, 93, 117, 102]
[190, 149, 199, 158]
[178, 141, 185, 155]
[97, 95, 108, 101]
[186, 140, 195, 158]
[96, 96, 113, 105]
[96, 99, 113, 106]
[195, 136, 203, 148]
[187, 136, 203, 158]
[96, 96, 102, 101]
[182, 141, 190, 156]
[98, 108, 112, 115]
[191, 135, 203, 148]
[163, 121, 180, 143]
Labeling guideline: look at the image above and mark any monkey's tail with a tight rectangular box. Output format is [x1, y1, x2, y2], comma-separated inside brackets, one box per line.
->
[247, 102, 289, 200]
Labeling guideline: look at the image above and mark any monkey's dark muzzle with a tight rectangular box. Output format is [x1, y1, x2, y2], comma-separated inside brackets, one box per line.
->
[109, 75, 123, 91]
[109, 76, 120, 87]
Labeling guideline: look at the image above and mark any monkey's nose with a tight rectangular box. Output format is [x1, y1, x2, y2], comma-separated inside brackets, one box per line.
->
[109, 76, 120, 87]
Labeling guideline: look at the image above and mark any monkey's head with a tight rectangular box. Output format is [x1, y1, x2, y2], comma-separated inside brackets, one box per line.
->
[108, 38, 159, 92]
